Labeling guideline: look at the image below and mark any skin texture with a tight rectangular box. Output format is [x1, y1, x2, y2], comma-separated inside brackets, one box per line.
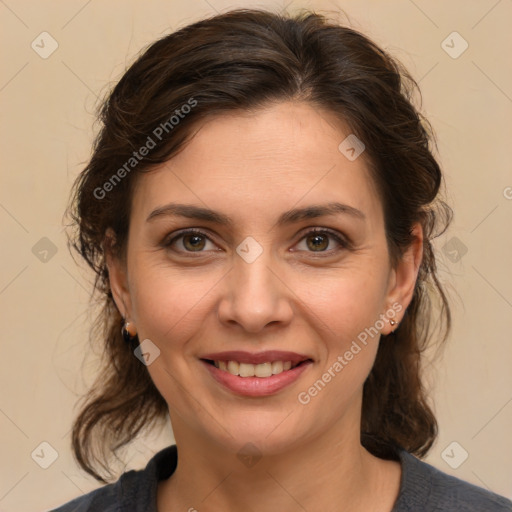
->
[107, 101, 423, 511]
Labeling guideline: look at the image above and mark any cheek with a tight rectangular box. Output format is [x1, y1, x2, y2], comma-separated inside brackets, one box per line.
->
[128, 265, 216, 407]
[129, 261, 215, 348]
[291, 264, 389, 397]
[295, 266, 388, 341]
[130, 253, 389, 354]
[293, 279, 385, 412]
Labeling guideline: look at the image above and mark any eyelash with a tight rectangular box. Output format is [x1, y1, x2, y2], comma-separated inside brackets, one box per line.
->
[163, 228, 350, 256]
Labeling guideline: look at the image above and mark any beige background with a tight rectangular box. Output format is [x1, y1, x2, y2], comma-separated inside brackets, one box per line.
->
[1, 0, 511, 510]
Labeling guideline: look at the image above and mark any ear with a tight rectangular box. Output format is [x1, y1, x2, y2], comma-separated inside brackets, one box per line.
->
[104, 228, 133, 321]
[382, 223, 423, 334]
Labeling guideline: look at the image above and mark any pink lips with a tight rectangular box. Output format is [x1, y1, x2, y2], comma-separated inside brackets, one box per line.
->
[200, 350, 313, 397]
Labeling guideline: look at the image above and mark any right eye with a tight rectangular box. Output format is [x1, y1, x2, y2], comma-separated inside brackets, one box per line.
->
[164, 229, 219, 253]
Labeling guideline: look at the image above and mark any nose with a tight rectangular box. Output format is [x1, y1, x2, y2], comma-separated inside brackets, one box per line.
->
[217, 250, 294, 333]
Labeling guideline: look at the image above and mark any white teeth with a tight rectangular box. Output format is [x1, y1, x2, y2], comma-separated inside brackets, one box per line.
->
[227, 361, 239, 375]
[239, 363, 255, 377]
[214, 360, 298, 377]
[271, 361, 283, 374]
[255, 362, 272, 378]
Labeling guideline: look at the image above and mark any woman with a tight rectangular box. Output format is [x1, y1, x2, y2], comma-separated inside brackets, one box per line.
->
[52, 8, 512, 512]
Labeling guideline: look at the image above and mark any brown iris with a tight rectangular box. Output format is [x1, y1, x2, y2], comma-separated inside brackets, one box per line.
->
[306, 233, 329, 251]
[183, 234, 206, 251]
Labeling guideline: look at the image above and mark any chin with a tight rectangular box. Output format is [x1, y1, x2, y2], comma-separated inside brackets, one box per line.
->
[209, 416, 306, 457]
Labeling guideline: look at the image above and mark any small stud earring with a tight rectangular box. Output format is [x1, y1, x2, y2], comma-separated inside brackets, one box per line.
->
[121, 320, 138, 343]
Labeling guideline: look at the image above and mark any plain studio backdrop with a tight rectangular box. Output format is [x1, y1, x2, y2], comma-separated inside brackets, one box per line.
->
[0, 1, 511, 510]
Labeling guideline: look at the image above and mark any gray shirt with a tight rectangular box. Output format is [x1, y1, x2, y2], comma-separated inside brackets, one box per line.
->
[50, 444, 512, 511]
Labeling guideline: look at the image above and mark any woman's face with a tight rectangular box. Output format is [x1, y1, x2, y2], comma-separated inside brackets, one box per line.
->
[109, 101, 421, 456]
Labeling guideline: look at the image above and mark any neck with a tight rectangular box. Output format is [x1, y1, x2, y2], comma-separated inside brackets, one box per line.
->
[157, 414, 402, 512]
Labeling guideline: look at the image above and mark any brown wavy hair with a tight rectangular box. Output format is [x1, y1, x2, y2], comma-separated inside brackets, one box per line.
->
[66, 8, 452, 483]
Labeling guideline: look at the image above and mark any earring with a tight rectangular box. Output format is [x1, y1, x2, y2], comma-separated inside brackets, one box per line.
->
[121, 320, 138, 342]
[389, 318, 399, 334]
[389, 319, 397, 327]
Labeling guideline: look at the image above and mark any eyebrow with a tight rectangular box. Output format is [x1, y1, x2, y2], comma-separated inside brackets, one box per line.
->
[146, 201, 366, 226]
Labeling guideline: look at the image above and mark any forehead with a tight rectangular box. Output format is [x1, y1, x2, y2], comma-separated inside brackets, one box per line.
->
[131, 101, 383, 230]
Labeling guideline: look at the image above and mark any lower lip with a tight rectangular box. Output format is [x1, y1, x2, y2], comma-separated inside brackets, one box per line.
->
[201, 360, 312, 397]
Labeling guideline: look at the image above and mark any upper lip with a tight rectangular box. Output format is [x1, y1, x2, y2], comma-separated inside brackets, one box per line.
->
[200, 351, 312, 365]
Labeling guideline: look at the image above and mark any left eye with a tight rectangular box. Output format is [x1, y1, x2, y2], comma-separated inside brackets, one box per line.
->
[294, 229, 346, 253]
[164, 229, 346, 254]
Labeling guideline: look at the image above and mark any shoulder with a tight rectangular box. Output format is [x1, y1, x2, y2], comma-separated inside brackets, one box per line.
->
[393, 449, 512, 511]
[49, 479, 120, 512]
[48, 445, 178, 512]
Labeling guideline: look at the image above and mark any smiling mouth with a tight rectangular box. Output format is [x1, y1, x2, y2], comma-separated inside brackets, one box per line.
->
[201, 359, 312, 378]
